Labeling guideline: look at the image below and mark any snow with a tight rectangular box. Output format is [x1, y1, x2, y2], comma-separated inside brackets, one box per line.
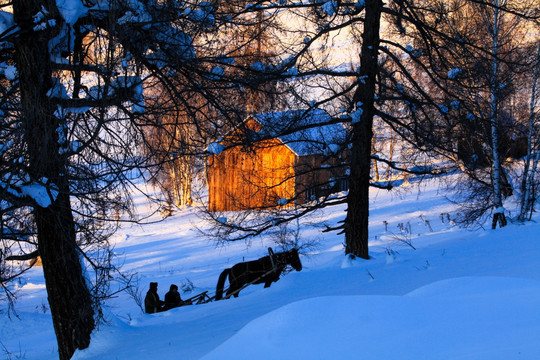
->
[282, 66, 298, 76]
[325, 143, 341, 154]
[32, 6, 49, 25]
[0, 10, 13, 34]
[59, 141, 83, 155]
[494, 206, 505, 214]
[251, 61, 270, 72]
[252, 109, 348, 156]
[56, 0, 88, 25]
[188, 7, 215, 28]
[321, 1, 338, 17]
[216, 216, 227, 224]
[5, 180, 58, 208]
[438, 104, 449, 114]
[2, 64, 17, 80]
[46, 79, 69, 99]
[203, 278, 540, 360]
[447, 68, 462, 79]
[350, 106, 363, 124]
[2, 176, 540, 359]
[355, 0, 366, 8]
[117, 0, 152, 25]
[0, 140, 12, 155]
[208, 66, 224, 80]
[206, 142, 225, 155]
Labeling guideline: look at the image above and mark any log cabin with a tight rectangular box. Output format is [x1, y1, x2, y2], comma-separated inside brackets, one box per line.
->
[207, 109, 349, 212]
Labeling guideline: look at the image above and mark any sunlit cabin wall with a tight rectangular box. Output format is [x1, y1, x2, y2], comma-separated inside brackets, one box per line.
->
[208, 138, 296, 212]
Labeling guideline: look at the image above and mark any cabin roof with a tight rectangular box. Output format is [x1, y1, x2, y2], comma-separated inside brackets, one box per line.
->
[249, 109, 348, 156]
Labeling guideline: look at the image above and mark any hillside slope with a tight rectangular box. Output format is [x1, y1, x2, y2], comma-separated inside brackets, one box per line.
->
[2, 178, 540, 360]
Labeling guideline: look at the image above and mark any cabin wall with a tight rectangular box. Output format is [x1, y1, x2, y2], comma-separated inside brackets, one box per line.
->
[295, 153, 349, 204]
[208, 139, 296, 212]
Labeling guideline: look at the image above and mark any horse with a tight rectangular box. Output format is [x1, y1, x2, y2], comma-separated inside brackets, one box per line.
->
[215, 248, 302, 300]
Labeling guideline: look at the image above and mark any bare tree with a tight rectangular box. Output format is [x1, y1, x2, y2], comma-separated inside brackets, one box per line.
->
[399, 0, 538, 227]
[488, 0, 508, 228]
[202, 0, 446, 259]
[0, 0, 288, 358]
[519, 45, 540, 221]
[202, 0, 538, 259]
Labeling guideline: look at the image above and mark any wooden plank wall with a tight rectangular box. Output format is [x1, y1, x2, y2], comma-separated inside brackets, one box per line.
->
[294, 154, 348, 204]
[208, 139, 297, 212]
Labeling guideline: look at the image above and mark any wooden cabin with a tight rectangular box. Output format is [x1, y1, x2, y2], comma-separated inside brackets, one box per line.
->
[208, 109, 348, 212]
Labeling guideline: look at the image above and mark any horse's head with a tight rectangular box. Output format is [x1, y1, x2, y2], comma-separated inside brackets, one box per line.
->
[288, 248, 302, 271]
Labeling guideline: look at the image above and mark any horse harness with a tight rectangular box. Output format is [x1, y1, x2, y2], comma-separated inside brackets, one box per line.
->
[268, 247, 277, 273]
[185, 247, 301, 304]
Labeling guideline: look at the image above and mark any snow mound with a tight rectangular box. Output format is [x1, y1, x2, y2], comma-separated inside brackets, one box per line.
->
[201, 277, 540, 360]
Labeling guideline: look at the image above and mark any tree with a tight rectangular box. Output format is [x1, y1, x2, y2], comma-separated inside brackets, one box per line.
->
[144, 0, 283, 213]
[399, 0, 538, 227]
[488, 0, 507, 228]
[518, 45, 540, 222]
[7, 1, 94, 356]
[144, 86, 201, 210]
[202, 0, 434, 259]
[0, 0, 283, 358]
[203, 0, 538, 259]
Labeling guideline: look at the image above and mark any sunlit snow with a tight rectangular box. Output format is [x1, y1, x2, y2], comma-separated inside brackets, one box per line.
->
[2, 176, 540, 359]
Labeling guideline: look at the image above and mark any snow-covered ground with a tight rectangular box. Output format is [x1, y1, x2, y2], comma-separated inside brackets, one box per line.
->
[2, 177, 540, 359]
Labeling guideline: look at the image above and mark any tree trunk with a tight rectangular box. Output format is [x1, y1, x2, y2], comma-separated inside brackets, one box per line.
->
[385, 128, 395, 181]
[372, 134, 379, 182]
[489, 0, 506, 229]
[34, 196, 95, 360]
[345, 0, 382, 259]
[13, 1, 95, 358]
[179, 157, 193, 206]
[519, 46, 540, 222]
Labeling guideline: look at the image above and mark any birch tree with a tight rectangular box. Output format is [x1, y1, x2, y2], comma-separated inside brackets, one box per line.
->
[488, 0, 507, 229]
[402, 0, 538, 227]
[519, 45, 540, 221]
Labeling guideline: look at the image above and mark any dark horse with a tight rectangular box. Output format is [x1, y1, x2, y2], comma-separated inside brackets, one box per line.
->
[215, 248, 302, 300]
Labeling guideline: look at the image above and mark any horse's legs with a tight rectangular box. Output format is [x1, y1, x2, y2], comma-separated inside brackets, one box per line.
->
[227, 273, 241, 298]
[226, 284, 234, 298]
[226, 284, 241, 298]
[264, 272, 280, 288]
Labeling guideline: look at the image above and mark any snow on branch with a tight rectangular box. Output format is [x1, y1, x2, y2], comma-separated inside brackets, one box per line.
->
[0, 62, 17, 80]
[321, 1, 338, 17]
[185, 2, 215, 28]
[206, 142, 225, 155]
[56, 0, 88, 25]
[447, 68, 462, 80]
[0, 11, 14, 37]
[1, 177, 59, 208]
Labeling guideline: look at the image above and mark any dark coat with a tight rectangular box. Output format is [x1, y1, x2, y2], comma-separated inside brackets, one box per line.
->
[145, 290, 164, 314]
[163, 290, 183, 310]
